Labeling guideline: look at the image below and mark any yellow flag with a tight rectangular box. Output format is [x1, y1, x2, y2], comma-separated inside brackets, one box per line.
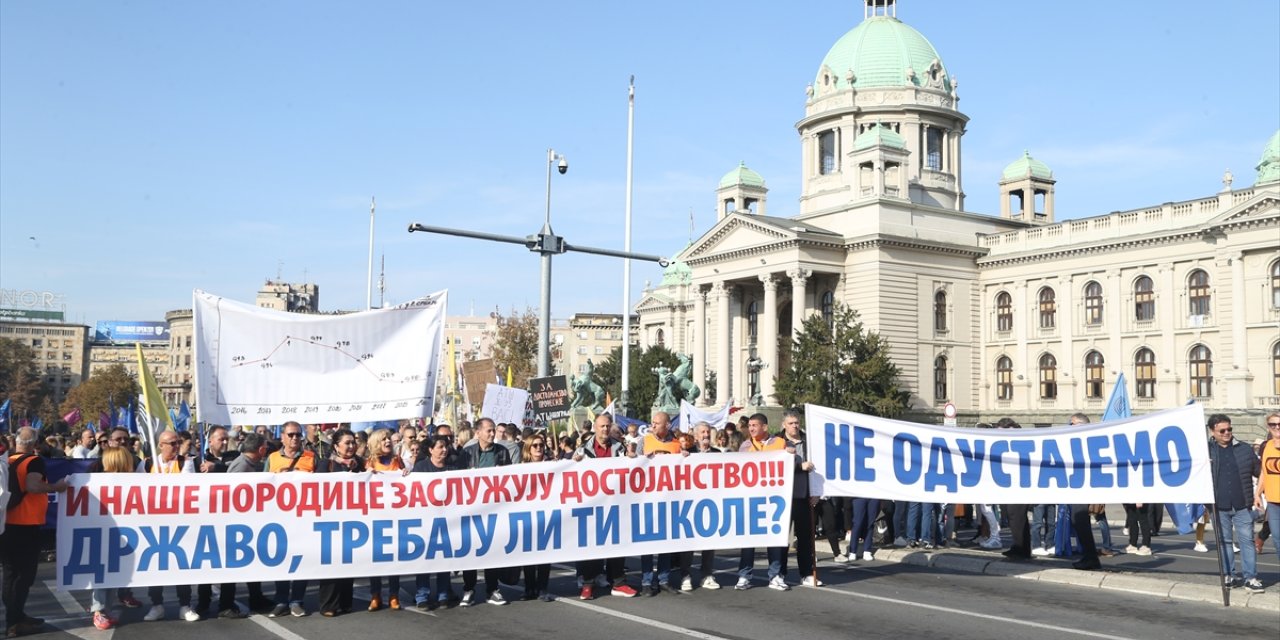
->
[506, 365, 514, 387]
[136, 343, 174, 433]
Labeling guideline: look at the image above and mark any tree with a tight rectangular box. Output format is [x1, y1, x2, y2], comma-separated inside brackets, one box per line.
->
[0, 337, 49, 422]
[59, 364, 139, 427]
[489, 306, 539, 389]
[593, 344, 679, 417]
[774, 303, 910, 418]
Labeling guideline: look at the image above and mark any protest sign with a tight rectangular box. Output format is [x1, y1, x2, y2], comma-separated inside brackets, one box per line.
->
[481, 384, 529, 426]
[529, 375, 569, 422]
[805, 403, 1212, 504]
[57, 452, 792, 589]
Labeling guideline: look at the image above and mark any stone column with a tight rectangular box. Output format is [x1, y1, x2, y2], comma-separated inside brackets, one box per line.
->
[1225, 252, 1250, 406]
[787, 267, 811, 338]
[1156, 263, 1178, 401]
[713, 282, 730, 407]
[759, 274, 779, 405]
[694, 287, 708, 406]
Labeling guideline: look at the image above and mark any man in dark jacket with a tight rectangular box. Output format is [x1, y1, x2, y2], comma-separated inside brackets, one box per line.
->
[1207, 414, 1264, 593]
[459, 418, 511, 606]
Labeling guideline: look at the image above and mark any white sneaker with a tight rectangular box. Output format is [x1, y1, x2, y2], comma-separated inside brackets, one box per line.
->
[1124, 545, 1139, 553]
[833, 553, 849, 563]
[800, 576, 823, 588]
[1193, 541, 1208, 553]
[1135, 546, 1153, 556]
[734, 577, 752, 591]
[180, 606, 200, 622]
[1232, 544, 1240, 554]
[143, 604, 166, 621]
[863, 551, 874, 561]
[1122, 527, 1130, 536]
[680, 577, 693, 592]
[768, 575, 790, 591]
[981, 537, 1003, 549]
[459, 590, 475, 607]
[701, 576, 721, 590]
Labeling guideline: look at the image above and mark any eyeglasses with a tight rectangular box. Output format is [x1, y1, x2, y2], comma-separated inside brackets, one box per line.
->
[530, 443, 545, 449]
[1215, 428, 1233, 434]
[159, 440, 178, 446]
[283, 432, 302, 438]
[1268, 422, 1280, 428]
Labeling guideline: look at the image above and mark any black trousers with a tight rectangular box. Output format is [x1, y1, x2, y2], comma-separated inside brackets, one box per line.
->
[1004, 504, 1032, 557]
[577, 557, 626, 585]
[819, 498, 851, 555]
[1, 525, 40, 629]
[1123, 504, 1152, 547]
[317, 578, 354, 614]
[148, 584, 192, 607]
[462, 569, 499, 595]
[784, 498, 816, 577]
[522, 565, 550, 594]
[1070, 504, 1099, 562]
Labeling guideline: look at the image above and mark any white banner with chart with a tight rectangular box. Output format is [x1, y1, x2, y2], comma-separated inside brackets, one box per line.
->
[193, 290, 446, 426]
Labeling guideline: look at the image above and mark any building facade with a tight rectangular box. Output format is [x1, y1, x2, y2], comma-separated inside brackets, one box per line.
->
[636, 0, 1280, 436]
[0, 320, 90, 406]
[256, 280, 319, 312]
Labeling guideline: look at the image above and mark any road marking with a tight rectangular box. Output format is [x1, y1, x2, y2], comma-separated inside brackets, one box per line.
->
[245, 611, 312, 640]
[44, 579, 85, 615]
[833, 588, 1133, 640]
[555, 597, 734, 640]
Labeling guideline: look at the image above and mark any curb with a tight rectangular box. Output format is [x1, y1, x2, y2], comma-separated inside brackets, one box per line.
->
[864, 548, 1280, 612]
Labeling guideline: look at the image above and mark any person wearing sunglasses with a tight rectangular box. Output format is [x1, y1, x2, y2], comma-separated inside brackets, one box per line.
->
[266, 422, 316, 617]
[519, 434, 555, 602]
[1251, 413, 1280, 582]
[1207, 413, 1263, 593]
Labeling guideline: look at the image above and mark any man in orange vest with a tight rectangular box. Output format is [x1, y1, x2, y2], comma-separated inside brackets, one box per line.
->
[736, 413, 790, 592]
[267, 421, 316, 617]
[3, 427, 69, 638]
[638, 411, 684, 595]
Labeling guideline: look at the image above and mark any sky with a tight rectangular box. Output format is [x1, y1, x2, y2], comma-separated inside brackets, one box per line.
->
[2, 0, 1278, 328]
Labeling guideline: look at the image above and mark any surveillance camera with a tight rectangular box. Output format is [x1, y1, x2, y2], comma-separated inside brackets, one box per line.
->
[557, 157, 568, 175]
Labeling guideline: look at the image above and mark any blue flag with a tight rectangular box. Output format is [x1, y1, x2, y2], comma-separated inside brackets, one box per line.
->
[0, 398, 10, 433]
[1164, 397, 1207, 535]
[1101, 372, 1130, 422]
[177, 401, 191, 431]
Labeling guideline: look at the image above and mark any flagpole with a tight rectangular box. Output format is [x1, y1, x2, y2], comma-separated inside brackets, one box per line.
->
[620, 75, 635, 418]
[367, 197, 376, 310]
[1210, 503, 1230, 606]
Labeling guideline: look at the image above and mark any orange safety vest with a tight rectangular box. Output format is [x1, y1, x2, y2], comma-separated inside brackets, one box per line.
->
[744, 436, 786, 452]
[369, 455, 404, 472]
[268, 449, 316, 473]
[1262, 440, 1280, 504]
[643, 432, 682, 455]
[7, 453, 48, 526]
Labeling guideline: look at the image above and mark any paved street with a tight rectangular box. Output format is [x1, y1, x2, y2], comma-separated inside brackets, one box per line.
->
[10, 527, 1279, 640]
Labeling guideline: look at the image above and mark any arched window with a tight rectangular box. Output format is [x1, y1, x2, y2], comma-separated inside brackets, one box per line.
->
[1188, 269, 1210, 316]
[1135, 348, 1156, 399]
[1084, 351, 1105, 399]
[996, 356, 1013, 401]
[655, 328, 665, 349]
[934, 291, 947, 333]
[996, 292, 1013, 332]
[1272, 261, 1280, 309]
[1273, 343, 1280, 395]
[818, 130, 837, 175]
[1083, 281, 1103, 326]
[1038, 287, 1056, 329]
[747, 300, 759, 340]
[934, 356, 948, 401]
[1189, 344, 1213, 398]
[1039, 354, 1057, 399]
[1134, 276, 1155, 321]
[821, 290, 835, 329]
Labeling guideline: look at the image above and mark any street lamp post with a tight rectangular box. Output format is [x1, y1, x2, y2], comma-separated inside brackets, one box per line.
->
[540, 149, 568, 378]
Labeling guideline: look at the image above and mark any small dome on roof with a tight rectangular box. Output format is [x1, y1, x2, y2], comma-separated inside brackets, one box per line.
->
[1255, 130, 1280, 185]
[1002, 151, 1053, 181]
[853, 123, 908, 151]
[719, 162, 766, 189]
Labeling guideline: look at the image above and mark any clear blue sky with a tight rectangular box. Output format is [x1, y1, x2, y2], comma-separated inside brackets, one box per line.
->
[3, 1, 1277, 327]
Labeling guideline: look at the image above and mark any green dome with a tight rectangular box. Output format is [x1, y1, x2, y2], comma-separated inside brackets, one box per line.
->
[853, 123, 907, 151]
[1255, 130, 1280, 185]
[719, 162, 766, 189]
[816, 16, 951, 92]
[1002, 151, 1053, 181]
[660, 255, 692, 286]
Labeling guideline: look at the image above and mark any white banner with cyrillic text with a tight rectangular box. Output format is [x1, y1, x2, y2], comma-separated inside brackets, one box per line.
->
[57, 452, 792, 589]
[805, 403, 1212, 504]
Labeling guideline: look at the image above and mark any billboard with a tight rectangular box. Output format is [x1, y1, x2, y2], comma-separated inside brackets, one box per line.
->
[94, 321, 170, 344]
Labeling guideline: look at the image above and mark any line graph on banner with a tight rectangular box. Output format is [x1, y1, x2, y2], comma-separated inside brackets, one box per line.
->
[229, 334, 427, 386]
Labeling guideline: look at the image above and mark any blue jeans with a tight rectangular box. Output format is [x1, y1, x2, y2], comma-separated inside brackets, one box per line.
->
[1031, 504, 1057, 549]
[938, 503, 956, 544]
[893, 501, 909, 540]
[850, 498, 880, 555]
[906, 502, 935, 543]
[369, 575, 399, 600]
[1096, 512, 1113, 550]
[638, 554, 673, 586]
[1266, 503, 1280, 564]
[1216, 507, 1258, 580]
[413, 573, 452, 604]
[273, 580, 307, 606]
[738, 547, 784, 581]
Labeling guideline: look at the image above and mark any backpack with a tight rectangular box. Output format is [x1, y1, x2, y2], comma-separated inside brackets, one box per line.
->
[5, 454, 36, 511]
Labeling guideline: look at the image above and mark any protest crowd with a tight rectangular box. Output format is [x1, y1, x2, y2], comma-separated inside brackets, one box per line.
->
[2, 409, 1278, 637]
